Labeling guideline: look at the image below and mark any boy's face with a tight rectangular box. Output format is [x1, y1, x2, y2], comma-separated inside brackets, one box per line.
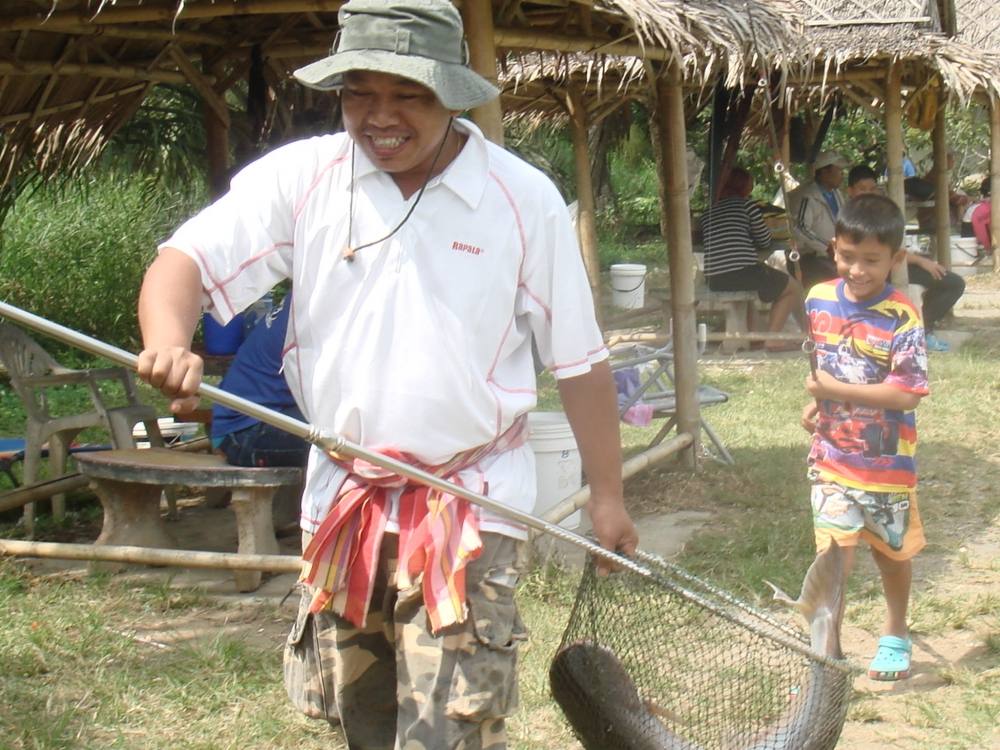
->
[834, 235, 905, 302]
[341, 70, 457, 188]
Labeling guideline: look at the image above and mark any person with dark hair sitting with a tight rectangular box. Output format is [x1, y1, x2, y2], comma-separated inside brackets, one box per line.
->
[700, 166, 806, 350]
[212, 295, 310, 467]
[848, 165, 964, 352]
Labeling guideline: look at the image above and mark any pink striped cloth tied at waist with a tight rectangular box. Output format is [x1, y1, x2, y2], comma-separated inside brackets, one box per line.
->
[301, 415, 529, 634]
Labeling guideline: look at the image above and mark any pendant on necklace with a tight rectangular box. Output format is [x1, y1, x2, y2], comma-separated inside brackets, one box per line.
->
[343, 246, 356, 263]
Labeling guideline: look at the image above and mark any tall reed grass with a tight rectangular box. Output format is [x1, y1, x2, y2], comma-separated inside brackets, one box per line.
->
[0, 170, 206, 352]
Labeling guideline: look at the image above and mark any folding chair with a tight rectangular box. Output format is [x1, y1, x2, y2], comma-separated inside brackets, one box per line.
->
[0, 322, 164, 532]
[610, 343, 734, 465]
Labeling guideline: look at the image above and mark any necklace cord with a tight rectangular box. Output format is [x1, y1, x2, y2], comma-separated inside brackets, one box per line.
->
[344, 117, 455, 262]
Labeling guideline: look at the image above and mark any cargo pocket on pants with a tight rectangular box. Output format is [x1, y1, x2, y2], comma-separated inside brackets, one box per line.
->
[445, 565, 528, 722]
[283, 584, 340, 724]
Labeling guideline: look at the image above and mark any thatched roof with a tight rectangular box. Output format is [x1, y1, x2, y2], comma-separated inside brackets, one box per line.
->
[954, 0, 1000, 102]
[0, 0, 808, 197]
[955, 0, 1000, 51]
[798, 0, 1000, 100]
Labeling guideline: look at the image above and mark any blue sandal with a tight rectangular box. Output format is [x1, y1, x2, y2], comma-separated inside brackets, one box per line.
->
[868, 635, 912, 681]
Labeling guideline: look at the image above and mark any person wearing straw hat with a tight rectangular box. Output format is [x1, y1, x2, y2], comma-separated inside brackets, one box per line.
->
[135, 1, 637, 747]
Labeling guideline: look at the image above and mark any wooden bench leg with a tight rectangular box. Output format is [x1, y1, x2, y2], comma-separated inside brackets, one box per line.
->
[229, 486, 280, 592]
[90, 477, 176, 572]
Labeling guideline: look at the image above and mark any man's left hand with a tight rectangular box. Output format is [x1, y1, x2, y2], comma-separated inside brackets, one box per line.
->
[587, 494, 638, 576]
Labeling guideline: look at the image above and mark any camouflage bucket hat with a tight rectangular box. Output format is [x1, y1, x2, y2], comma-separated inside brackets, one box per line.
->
[293, 0, 499, 111]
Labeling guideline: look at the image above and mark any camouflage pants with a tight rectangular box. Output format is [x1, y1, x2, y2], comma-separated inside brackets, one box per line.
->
[305, 532, 528, 750]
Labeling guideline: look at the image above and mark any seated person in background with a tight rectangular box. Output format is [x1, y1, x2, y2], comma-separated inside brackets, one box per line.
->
[848, 166, 964, 353]
[971, 178, 992, 253]
[786, 151, 844, 288]
[700, 166, 806, 350]
[909, 151, 970, 233]
[212, 295, 309, 467]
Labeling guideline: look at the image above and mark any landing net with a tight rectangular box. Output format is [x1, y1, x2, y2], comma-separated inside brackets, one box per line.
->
[550, 550, 854, 750]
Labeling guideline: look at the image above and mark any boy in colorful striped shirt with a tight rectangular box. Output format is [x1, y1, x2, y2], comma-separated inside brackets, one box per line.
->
[801, 193, 929, 681]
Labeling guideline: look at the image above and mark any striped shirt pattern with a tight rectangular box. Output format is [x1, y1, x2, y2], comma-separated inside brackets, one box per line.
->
[806, 280, 929, 492]
[699, 197, 773, 276]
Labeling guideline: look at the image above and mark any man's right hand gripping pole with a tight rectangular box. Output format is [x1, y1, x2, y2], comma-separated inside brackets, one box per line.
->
[136, 248, 207, 415]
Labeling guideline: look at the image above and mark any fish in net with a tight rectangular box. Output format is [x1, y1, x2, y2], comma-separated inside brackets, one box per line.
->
[550, 541, 854, 750]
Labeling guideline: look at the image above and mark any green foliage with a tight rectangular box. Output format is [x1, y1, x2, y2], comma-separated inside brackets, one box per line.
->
[0, 169, 206, 352]
[104, 85, 209, 188]
[505, 122, 577, 200]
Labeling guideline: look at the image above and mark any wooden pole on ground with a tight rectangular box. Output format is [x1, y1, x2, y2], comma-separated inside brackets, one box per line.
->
[932, 86, 952, 269]
[460, 0, 504, 145]
[652, 65, 699, 468]
[992, 96, 1000, 270]
[542, 433, 694, 524]
[885, 62, 910, 286]
[567, 83, 603, 317]
[0, 539, 303, 573]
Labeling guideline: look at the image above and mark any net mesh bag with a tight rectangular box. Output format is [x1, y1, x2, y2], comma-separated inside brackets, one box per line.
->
[549, 550, 853, 750]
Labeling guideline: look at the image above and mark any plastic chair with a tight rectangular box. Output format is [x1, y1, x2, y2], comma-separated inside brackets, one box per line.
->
[610, 342, 734, 465]
[0, 322, 164, 532]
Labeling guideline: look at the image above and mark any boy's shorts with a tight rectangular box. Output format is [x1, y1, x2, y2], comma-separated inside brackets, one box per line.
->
[810, 481, 926, 561]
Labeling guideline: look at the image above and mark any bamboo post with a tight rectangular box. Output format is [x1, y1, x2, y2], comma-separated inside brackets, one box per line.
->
[884, 62, 910, 287]
[567, 84, 603, 317]
[652, 66, 699, 468]
[202, 53, 230, 199]
[460, 0, 503, 145]
[992, 96, 1000, 270]
[932, 88, 952, 269]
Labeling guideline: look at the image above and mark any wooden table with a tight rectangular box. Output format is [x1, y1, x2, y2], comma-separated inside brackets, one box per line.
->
[75, 449, 302, 591]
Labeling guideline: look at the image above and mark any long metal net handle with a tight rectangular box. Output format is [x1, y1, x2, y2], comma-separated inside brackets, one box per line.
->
[634, 549, 851, 672]
[0, 301, 653, 577]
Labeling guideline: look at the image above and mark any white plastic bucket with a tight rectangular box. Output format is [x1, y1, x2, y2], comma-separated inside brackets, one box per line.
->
[609, 263, 647, 309]
[950, 236, 980, 266]
[528, 411, 582, 529]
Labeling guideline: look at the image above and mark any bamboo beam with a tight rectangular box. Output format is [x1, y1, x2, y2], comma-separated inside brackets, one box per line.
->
[461, 0, 504, 145]
[652, 65, 699, 468]
[169, 45, 231, 129]
[840, 86, 880, 116]
[0, 1, 346, 30]
[494, 28, 673, 61]
[884, 62, 909, 287]
[0, 539, 303, 573]
[0, 60, 188, 85]
[20, 21, 225, 47]
[932, 87, 951, 269]
[541, 432, 694, 525]
[992, 97, 1000, 270]
[567, 83, 603, 319]
[0, 475, 88, 514]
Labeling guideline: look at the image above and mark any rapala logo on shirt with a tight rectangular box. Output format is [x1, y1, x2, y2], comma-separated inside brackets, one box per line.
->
[452, 240, 483, 256]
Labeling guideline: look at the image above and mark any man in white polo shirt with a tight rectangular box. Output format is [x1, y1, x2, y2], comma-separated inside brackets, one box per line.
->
[135, 1, 636, 748]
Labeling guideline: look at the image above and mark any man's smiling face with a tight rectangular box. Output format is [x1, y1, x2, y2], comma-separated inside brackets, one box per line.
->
[341, 70, 457, 192]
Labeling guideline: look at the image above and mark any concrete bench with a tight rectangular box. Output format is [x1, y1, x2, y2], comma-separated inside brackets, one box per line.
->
[696, 290, 761, 353]
[75, 448, 302, 591]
